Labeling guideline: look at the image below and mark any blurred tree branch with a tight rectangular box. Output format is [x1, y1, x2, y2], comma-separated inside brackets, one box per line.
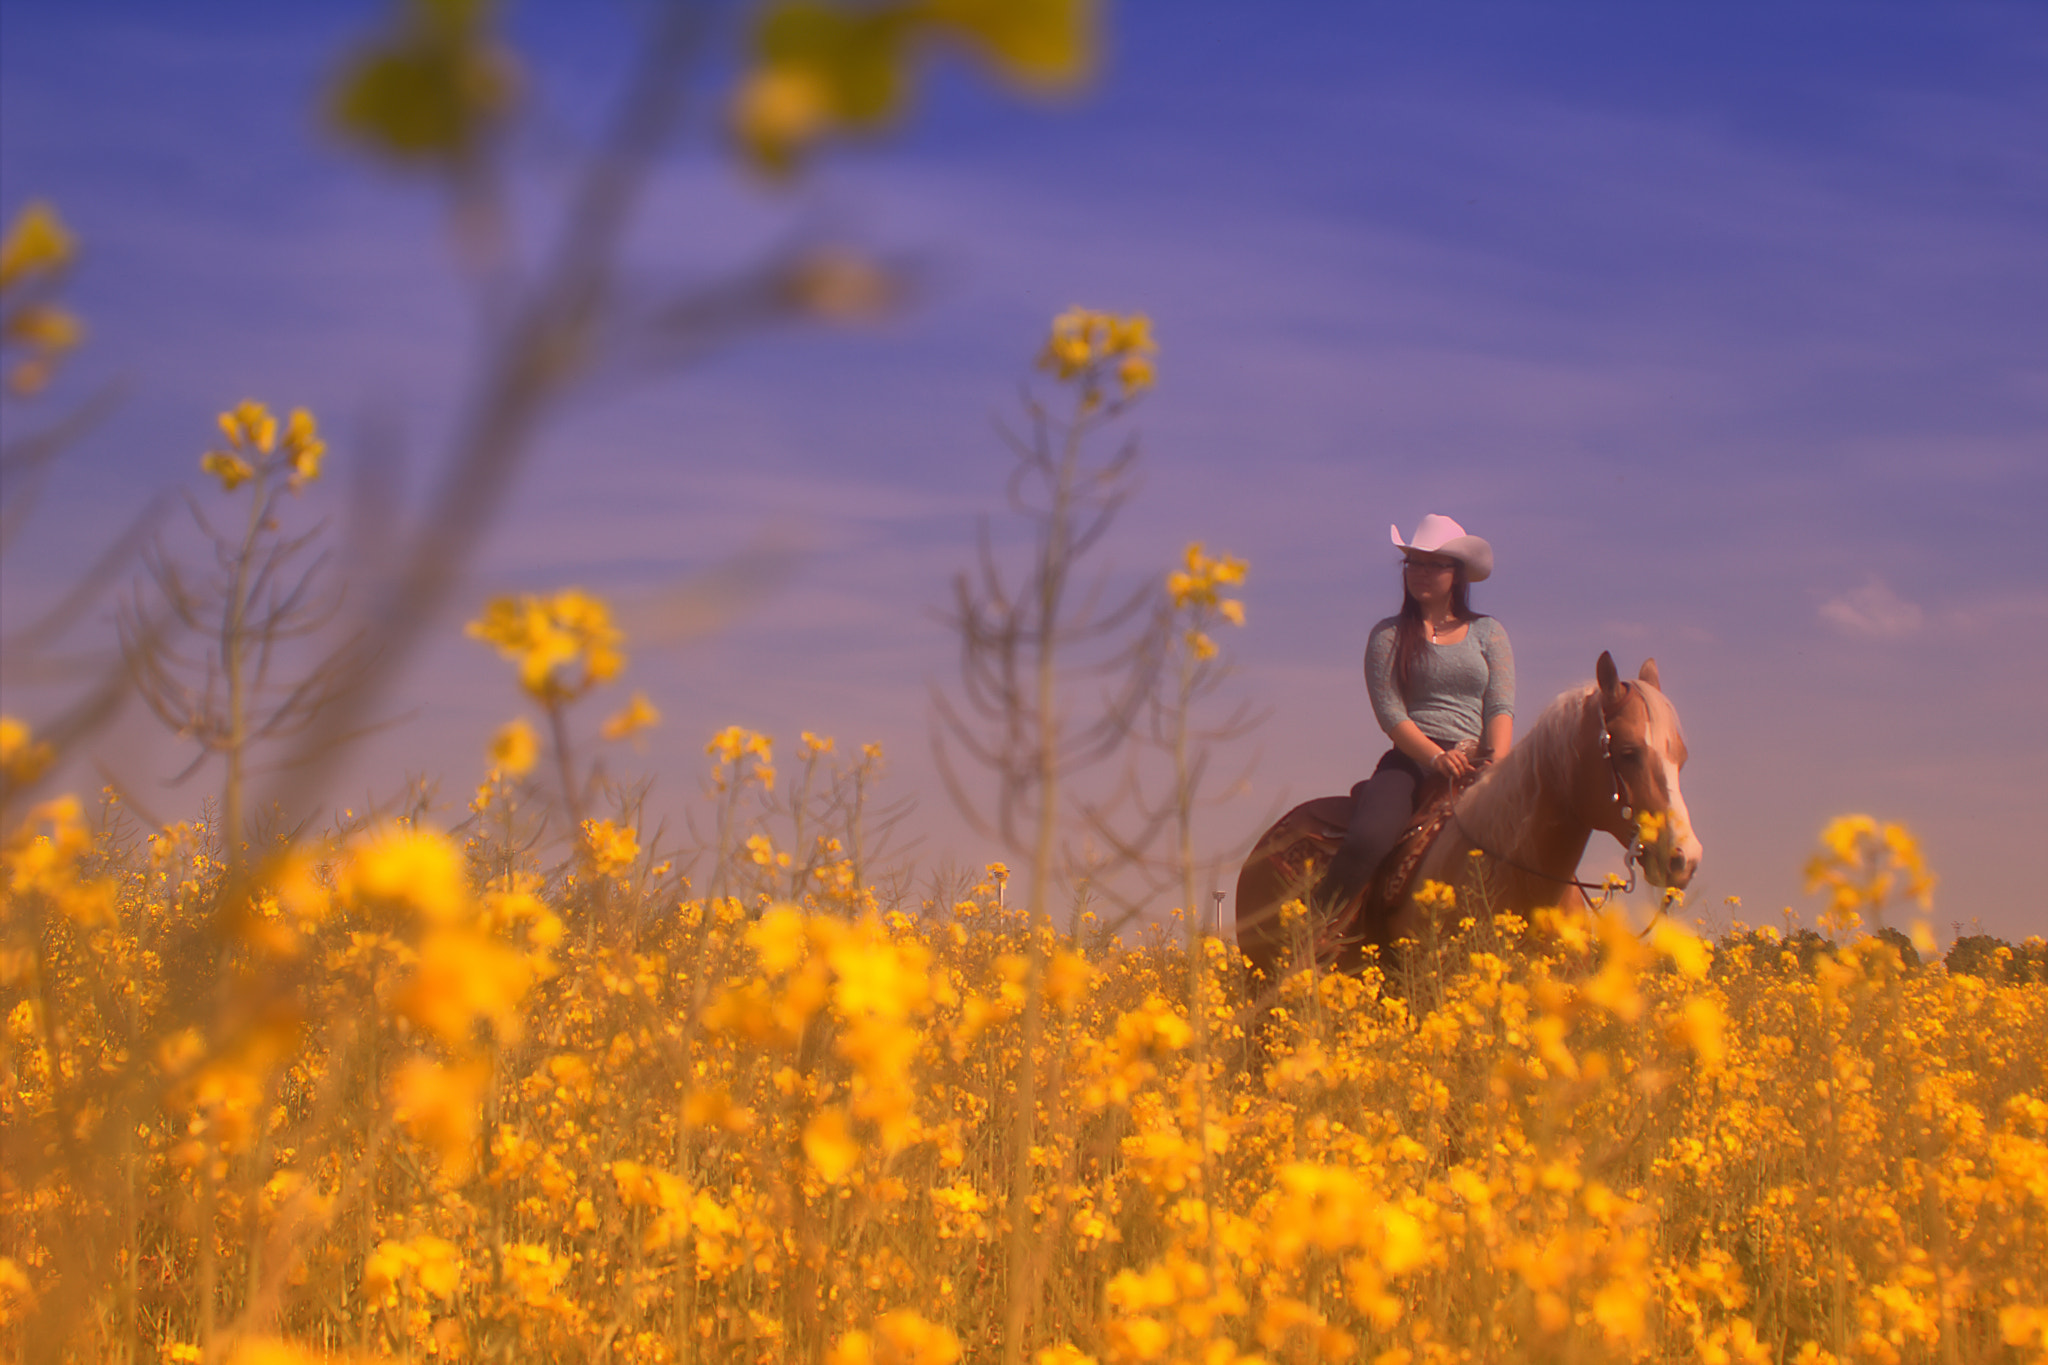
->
[268, 0, 1098, 832]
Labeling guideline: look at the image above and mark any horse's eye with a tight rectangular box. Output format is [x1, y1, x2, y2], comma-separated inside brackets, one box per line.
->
[1615, 746, 1643, 761]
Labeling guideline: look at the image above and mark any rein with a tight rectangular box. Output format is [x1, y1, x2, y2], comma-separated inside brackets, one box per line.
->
[1450, 808, 1639, 910]
[1450, 684, 1644, 911]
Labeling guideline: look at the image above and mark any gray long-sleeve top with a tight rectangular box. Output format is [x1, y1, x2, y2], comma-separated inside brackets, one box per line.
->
[1364, 615, 1516, 748]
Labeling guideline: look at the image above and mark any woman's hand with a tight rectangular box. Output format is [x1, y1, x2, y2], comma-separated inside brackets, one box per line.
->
[1391, 722, 1477, 779]
[1430, 748, 1474, 780]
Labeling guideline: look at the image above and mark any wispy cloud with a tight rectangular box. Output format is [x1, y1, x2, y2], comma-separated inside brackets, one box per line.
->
[1819, 577, 1925, 639]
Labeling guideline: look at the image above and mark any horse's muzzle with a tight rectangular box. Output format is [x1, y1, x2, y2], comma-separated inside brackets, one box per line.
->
[1652, 835, 1703, 891]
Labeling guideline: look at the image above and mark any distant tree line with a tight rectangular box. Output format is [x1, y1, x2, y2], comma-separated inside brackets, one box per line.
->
[1714, 926, 2048, 981]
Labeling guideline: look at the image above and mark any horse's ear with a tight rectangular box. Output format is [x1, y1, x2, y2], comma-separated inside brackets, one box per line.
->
[1596, 651, 1624, 711]
[1638, 658, 1662, 691]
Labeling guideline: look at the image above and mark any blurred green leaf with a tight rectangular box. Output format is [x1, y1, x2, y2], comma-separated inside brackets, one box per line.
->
[737, 0, 1096, 176]
[926, 0, 1096, 90]
[757, 2, 915, 127]
[331, 0, 520, 168]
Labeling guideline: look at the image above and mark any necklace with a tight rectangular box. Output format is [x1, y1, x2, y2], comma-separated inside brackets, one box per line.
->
[1424, 615, 1460, 643]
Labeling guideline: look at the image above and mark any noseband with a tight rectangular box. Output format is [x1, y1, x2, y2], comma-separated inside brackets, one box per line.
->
[1450, 682, 1646, 910]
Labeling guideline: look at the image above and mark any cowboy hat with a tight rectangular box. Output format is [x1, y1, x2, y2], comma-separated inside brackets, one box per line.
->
[1390, 513, 1493, 582]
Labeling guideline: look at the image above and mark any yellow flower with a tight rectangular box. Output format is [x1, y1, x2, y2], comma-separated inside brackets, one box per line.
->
[501, 1243, 567, 1307]
[1807, 813, 1933, 929]
[2001, 1305, 2048, 1350]
[1414, 880, 1457, 914]
[5, 795, 114, 924]
[0, 201, 74, 289]
[1117, 354, 1155, 395]
[489, 717, 539, 775]
[683, 1087, 755, 1133]
[583, 818, 640, 873]
[467, 588, 626, 701]
[732, 64, 832, 170]
[0, 1256, 33, 1321]
[395, 928, 539, 1044]
[1669, 995, 1727, 1069]
[1035, 1348, 1099, 1365]
[1045, 948, 1096, 1011]
[0, 715, 54, 785]
[1104, 1317, 1170, 1361]
[1106, 313, 1155, 355]
[745, 832, 790, 869]
[342, 823, 471, 926]
[281, 407, 324, 485]
[6, 304, 82, 353]
[829, 1332, 877, 1365]
[1041, 307, 1101, 378]
[482, 887, 563, 951]
[871, 1310, 963, 1365]
[1, 204, 85, 394]
[405, 1236, 462, 1301]
[364, 1234, 463, 1302]
[1910, 917, 1938, 955]
[829, 930, 933, 1025]
[601, 690, 661, 741]
[222, 1341, 341, 1365]
[1167, 544, 1248, 645]
[1650, 917, 1711, 979]
[707, 724, 773, 763]
[1038, 308, 1156, 391]
[1581, 910, 1648, 1021]
[804, 1106, 860, 1183]
[201, 450, 254, 491]
[1591, 1279, 1648, 1344]
[1376, 1205, 1432, 1274]
[831, 1313, 966, 1365]
[748, 905, 812, 975]
[219, 399, 278, 454]
[389, 1055, 489, 1178]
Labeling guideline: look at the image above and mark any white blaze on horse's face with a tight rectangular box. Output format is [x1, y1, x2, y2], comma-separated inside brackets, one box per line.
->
[1635, 683, 1703, 891]
[1598, 655, 1704, 893]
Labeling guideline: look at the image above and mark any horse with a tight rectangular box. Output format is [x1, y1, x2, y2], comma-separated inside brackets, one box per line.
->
[1233, 652, 1702, 985]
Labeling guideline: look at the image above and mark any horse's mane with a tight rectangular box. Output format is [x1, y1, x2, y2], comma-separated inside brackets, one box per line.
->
[1458, 684, 1597, 845]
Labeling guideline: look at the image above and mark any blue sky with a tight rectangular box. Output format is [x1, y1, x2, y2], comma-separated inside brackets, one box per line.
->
[4, 1, 2044, 939]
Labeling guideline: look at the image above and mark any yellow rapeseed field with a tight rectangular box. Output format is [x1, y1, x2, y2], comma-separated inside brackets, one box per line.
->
[3, 754, 2045, 1364]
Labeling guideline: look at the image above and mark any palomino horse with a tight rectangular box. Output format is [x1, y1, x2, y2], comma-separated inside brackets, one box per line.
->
[1234, 652, 1703, 984]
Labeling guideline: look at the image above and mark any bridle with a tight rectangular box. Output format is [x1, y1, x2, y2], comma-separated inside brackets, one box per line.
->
[1449, 682, 1646, 911]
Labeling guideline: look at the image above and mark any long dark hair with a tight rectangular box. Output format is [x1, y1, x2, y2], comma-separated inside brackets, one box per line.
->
[1394, 568, 1475, 695]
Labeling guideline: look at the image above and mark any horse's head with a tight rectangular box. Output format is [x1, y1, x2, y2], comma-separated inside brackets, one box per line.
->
[1595, 652, 1703, 892]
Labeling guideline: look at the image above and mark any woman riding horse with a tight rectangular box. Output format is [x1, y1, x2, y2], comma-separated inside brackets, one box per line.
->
[1308, 514, 1515, 926]
[1235, 501, 1705, 987]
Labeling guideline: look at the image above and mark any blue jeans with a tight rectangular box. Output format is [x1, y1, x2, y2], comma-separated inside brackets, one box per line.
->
[1313, 745, 1431, 916]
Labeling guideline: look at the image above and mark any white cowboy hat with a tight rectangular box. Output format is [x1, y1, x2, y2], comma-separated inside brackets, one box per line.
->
[1390, 513, 1493, 582]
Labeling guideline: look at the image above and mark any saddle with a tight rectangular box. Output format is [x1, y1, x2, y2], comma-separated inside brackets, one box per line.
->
[1313, 757, 1476, 966]
[1233, 744, 1481, 976]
